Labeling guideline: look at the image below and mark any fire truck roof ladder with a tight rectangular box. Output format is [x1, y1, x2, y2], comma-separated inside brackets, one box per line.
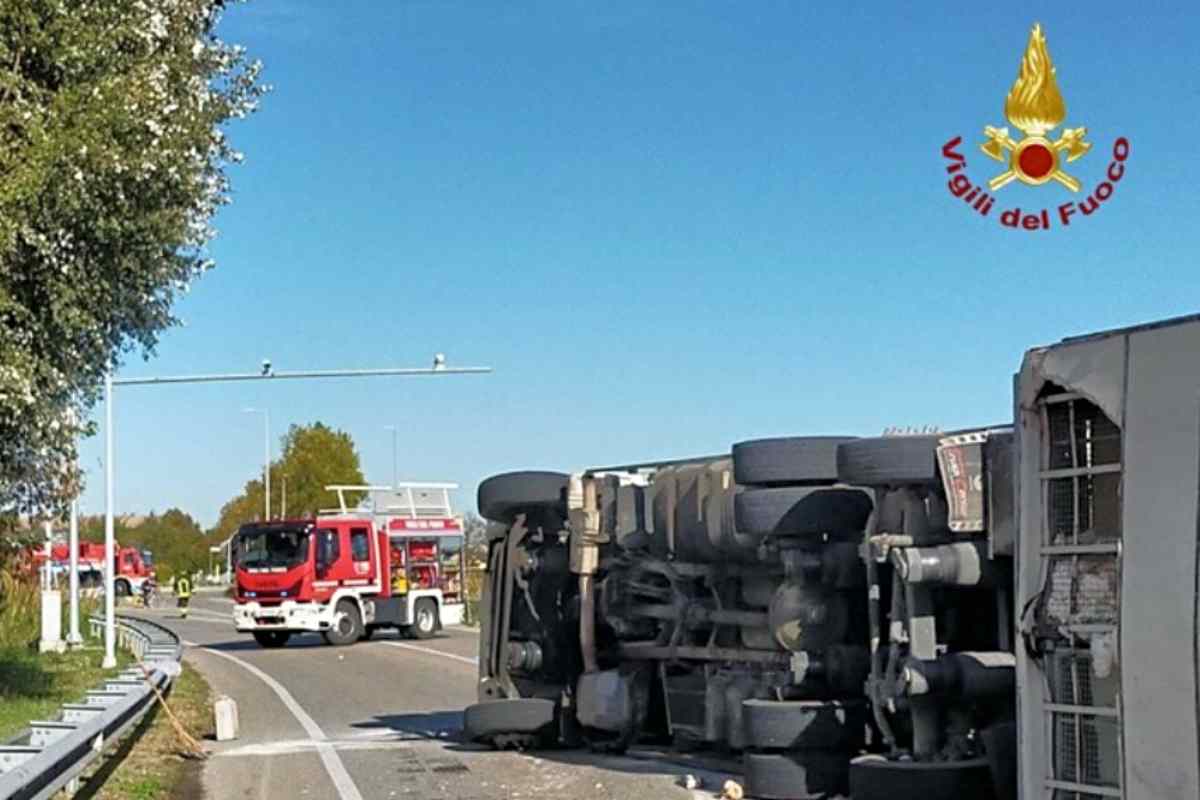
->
[320, 482, 459, 519]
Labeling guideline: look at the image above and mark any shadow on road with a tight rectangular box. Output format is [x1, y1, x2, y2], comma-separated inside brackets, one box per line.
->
[196, 634, 329, 652]
[351, 710, 465, 741]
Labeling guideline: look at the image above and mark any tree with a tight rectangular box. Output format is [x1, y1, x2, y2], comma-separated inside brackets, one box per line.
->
[211, 422, 366, 540]
[0, 0, 264, 515]
[462, 510, 488, 563]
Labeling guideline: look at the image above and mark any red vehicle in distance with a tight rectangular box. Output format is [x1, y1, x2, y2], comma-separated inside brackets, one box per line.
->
[28, 539, 155, 596]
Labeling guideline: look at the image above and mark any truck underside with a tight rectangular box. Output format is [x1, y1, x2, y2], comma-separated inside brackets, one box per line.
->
[469, 435, 1016, 799]
[467, 314, 1200, 800]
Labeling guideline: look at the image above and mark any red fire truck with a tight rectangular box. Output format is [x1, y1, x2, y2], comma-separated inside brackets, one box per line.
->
[231, 483, 467, 648]
[29, 540, 155, 595]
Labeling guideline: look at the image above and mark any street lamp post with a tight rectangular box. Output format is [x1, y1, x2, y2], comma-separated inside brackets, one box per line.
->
[101, 359, 490, 667]
[103, 370, 116, 667]
[243, 408, 270, 520]
[384, 425, 399, 487]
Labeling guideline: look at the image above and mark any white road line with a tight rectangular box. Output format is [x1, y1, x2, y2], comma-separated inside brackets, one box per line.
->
[185, 640, 365, 800]
[375, 640, 478, 666]
[216, 738, 438, 758]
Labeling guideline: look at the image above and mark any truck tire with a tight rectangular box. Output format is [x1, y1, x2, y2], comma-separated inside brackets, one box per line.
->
[743, 699, 866, 751]
[322, 600, 363, 646]
[734, 487, 872, 538]
[848, 755, 994, 800]
[477, 471, 569, 524]
[114, 578, 131, 597]
[732, 436, 855, 487]
[463, 698, 557, 745]
[411, 598, 438, 640]
[743, 750, 848, 800]
[253, 631, 291, 648]
[836, 436, 941, 486]
[981, 721, 1017, 800]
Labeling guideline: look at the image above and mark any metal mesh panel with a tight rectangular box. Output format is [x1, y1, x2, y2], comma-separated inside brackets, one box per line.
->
[1040, 395, 1123, 799]
[1047, 401, 1121, 470]
[1053, 713, 1120, 788]
[1045, 473, 1122, 547]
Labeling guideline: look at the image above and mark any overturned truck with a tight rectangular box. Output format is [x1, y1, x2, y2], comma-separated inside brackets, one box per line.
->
[465, 313, 1200, 800]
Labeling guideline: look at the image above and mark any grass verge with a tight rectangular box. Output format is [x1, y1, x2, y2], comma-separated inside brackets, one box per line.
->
[0, 645, 130, 741]
[79, 662, 214, 800]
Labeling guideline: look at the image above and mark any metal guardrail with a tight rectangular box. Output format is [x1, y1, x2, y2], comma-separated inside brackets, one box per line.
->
[0, 615, 183, 800]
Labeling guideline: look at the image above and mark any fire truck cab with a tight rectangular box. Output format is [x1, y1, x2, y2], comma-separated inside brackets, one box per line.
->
[232, 483, 467, 648]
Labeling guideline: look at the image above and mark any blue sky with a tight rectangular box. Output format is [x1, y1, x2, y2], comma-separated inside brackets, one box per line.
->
[78, 1, 1200, 526]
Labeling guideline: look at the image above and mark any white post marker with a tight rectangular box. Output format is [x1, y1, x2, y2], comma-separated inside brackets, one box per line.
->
[39, 521, 65, 654]
[214, 695, 240, 741]
[67, 498, 82, 646]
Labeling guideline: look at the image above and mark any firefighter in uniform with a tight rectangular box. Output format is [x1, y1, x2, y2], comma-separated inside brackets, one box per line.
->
[176, 575, 191, 619]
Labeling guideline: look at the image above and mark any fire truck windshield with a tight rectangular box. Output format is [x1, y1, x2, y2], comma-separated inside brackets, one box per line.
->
[236, 529, 310, 570]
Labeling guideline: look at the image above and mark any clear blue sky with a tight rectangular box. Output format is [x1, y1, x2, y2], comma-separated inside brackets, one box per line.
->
[78, 1, 1200, 527]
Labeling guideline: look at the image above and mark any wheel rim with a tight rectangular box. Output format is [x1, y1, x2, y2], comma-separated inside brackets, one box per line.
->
[418, 607, 434, 631]
[336, 613, 354, 637]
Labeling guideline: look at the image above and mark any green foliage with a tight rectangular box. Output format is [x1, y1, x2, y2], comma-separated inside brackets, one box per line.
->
[77, 508, 208, 581]
[0, 568, 39, 647]
[211, 422, 366, 540]
[0, 0, 265, 515]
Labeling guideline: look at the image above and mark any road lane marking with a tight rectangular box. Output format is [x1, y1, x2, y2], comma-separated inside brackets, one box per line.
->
[215, 738, 442, 757]
[375, 640, 478, 666]
[186, 640, 365, 800]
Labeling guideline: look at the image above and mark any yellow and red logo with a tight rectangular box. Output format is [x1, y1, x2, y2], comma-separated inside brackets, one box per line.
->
[941, 24, 1129, 230]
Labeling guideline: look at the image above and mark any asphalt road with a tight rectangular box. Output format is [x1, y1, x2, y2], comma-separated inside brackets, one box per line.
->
[136, 591, 738, 800]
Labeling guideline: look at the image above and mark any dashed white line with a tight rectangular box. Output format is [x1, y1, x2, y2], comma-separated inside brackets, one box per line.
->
[185, 640, 364, 800]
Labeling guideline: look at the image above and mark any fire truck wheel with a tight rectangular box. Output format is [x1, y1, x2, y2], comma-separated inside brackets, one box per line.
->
[463, 698, 557, 746]
[836, 436, 941, 486]
[732, 436, 855, 487]
[322, 600, 363, 646]
[252, 631, 291, 648]
[411, 599, 439, 639]
[742, 750, 848, 800]
[477, 471, 569, 524]
[743, 698, 867, 751]
[848, 755, 994, 800]
[114, 579, 131, 597]
[733, 487, 872, 538]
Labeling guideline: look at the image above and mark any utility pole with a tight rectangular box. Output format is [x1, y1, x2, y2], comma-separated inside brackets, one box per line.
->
[384, 425, 399, 487]
[102, 357, 491, 664]
[243, 408, 270, 520]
